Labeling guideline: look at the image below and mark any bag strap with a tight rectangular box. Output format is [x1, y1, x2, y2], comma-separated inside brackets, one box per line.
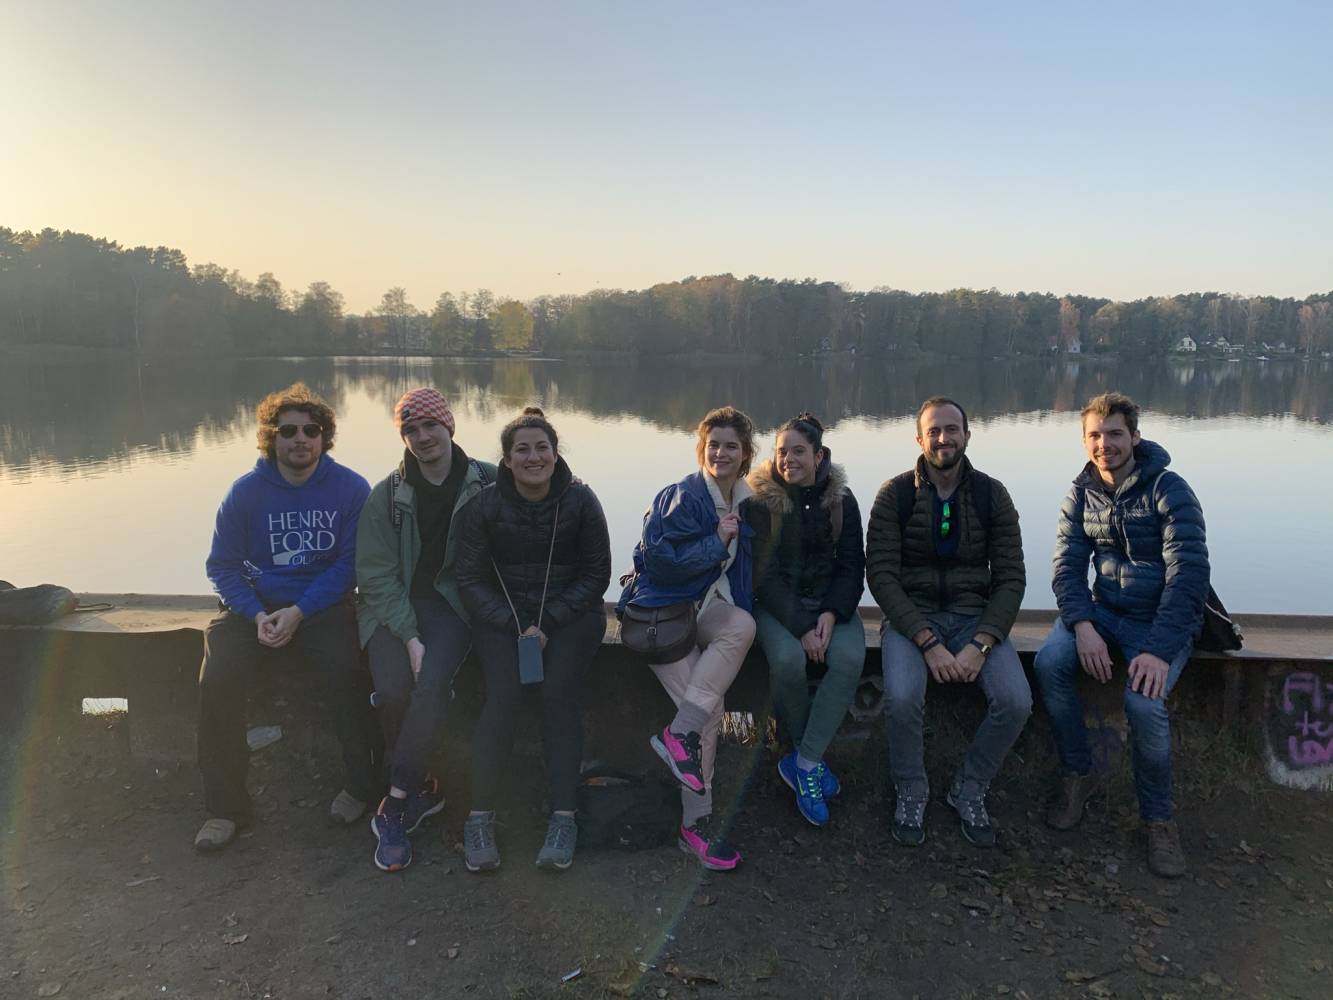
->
[892, 470, 917, 532]
[491, 498, 561, 636]
[389, 468, 404, 534]
[970, 469, 994, 529]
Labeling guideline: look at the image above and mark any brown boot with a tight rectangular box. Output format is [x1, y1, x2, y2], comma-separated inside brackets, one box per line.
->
[1044, 772, 1100, 831]
[1147, 820, 1187, 878]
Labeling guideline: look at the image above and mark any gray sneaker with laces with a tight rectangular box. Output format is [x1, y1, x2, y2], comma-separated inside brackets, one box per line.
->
[891, 782, 929, 846]
[946, 776, 995, 847]
[463, 812, 500, 872]
[536, 813, 578, 871]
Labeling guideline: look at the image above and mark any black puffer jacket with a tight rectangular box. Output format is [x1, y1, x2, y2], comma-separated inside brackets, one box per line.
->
[748, 451, 865, 637]
[455, 458, 612, 633]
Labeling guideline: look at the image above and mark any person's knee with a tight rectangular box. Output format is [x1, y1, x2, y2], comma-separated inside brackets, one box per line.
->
[732, 612, 757, 647]
[1124, 691, 1170, 747]
[765, 638, 808, 685]
[881, 667, 924, 720]
[198, 655, 249, 693]
[991, 681, 1033, 728]
[1033, 635, 1076, 683]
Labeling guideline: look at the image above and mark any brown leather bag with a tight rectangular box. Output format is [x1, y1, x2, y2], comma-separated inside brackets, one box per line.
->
[619, 599, 698, 664]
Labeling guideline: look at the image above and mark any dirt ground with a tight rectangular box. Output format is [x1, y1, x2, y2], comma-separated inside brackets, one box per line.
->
[3, 704, 1332, 1000]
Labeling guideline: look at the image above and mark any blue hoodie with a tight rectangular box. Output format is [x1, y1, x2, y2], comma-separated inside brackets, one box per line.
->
[206, 455, 371, 621]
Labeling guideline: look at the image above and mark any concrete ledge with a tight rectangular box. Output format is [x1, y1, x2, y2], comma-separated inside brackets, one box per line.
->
[11, 594, 1332, 665]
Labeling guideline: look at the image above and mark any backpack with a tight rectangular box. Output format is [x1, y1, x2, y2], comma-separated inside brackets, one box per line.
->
[891, 468, 994, 535]
[574, 766, 681, 850]
[388, 459, 491, 533]
[1145, 471, 1242, 654]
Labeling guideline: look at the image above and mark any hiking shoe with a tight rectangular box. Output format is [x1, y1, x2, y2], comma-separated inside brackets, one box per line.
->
[402, 777, 446, 834]
[463, 812, 500, 872]
[1045, 772, 1101, 831]
[678, 815, 742, 871]
[1147, 819, 1187, 878]
[328, 789, 368, 827]
[650, 726, 706, 795]
[947, 777, 996, 848]
[891, 783, 928, 846]
[817, 761, 841, 800]
[535, 813, 578, 871]
[194, 818, 238, 854]
[778, 753, 829, 826]
[371, 799, 412, 873]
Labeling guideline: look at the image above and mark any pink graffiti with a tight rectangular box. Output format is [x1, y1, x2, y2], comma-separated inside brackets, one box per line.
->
[1287, 735, 1333, 767]
[1280, 672, 1333, 715]
[1293, 713, 1333, 739]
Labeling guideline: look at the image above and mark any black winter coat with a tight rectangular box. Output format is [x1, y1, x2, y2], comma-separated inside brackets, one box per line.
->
[455, 458, 612, 634]
[748, 452, 865, 637]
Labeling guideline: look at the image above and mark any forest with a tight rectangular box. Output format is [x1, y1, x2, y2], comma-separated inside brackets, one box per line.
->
[3, 227, 1330, 359]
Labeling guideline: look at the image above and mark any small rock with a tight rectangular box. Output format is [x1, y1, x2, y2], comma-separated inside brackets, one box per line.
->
[1200, 972, 1223, 987]
[446, 947, 459, 960]
[222, 933, 248, 946]
[37, 984, 62, 998]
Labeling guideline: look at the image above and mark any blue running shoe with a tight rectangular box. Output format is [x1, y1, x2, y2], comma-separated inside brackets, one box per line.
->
[371, 798, 412, 872]
[815, 761, 841, 800]
[778, 752, 828, 826]
[402, 777, 445, 834]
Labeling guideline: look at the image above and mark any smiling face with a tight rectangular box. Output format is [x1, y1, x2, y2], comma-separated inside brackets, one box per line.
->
[1083, 411, 1140, 483]
[775, 429, 822, 487]
[401, 416, 452, 466]
[703, 425, 745, 487]
[273, 407, 324, 477]
[916, 403, 970, 470]
[504, 426, 556, 492]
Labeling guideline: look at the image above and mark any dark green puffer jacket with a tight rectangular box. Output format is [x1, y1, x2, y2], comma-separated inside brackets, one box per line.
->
[865, 455, 1025, 642]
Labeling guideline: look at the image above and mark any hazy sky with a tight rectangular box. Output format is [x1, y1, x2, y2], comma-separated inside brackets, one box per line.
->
[5, 1, 1330, 312]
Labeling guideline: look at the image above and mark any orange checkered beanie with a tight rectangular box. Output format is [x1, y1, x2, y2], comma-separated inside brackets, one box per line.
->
[393, 388, 455, 436]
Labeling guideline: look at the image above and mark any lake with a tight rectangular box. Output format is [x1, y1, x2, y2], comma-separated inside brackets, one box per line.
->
[1, 353, 1330, 614]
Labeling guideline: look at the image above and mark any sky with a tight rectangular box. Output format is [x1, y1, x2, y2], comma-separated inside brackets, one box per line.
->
[4, 0, 1331, 313]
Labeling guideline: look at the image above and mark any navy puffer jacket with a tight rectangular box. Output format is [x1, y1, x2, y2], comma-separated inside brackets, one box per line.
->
[1051, 439, 1209, 661]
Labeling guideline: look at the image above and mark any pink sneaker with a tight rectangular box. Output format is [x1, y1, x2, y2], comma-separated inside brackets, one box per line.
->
[650, 726, 706, 794]
[678, 816, 741, 871]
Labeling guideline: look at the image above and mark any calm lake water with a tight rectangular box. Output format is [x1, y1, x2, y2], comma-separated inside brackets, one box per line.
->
[1, 354, 1330, 614]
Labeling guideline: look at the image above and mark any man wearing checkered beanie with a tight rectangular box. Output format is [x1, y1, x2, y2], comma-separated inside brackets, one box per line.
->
[354, 387, 497, 872]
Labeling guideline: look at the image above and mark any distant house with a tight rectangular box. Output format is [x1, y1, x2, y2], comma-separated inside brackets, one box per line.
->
[1065, 340, 1082, 355]
[1213, 337, 1231, 351]
[1175, 335, 1197, 353]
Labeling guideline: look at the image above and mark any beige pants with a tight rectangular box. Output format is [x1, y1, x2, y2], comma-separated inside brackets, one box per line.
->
[650, 600, 756, 790]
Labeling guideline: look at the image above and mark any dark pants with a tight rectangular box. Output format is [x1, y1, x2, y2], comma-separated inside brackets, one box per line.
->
[470, 609, 606, 813]
[367, 597, 472, 793]
[197, 602, 379, 823]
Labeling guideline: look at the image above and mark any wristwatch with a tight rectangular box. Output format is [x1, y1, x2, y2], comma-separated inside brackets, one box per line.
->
[969, 637, 994, 657]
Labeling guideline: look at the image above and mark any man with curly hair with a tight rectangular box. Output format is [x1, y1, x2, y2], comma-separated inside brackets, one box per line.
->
[195, 382, 376, 853]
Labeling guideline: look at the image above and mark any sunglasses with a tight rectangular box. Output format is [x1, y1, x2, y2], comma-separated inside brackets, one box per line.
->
[940, 500, 953, 538]
[277, 423, 322, 439]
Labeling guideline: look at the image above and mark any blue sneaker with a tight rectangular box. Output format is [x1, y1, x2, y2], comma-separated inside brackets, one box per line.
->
[815, 761, 841, 800]
[402, 777, 445, 834]
[371, 799, 412, 872]
[778, 753, 829, 826]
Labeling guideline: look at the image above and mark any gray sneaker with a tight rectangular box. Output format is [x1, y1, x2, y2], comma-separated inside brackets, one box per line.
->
[891, 782, 929, 846]
[536, 813, 578, 871]
[463, 812, 501, 872]
[328, 789, 368, 827]
[946, 776, 995, 847]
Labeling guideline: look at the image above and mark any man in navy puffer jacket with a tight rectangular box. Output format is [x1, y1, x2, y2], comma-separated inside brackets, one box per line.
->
[1034, 392, 1209, 879]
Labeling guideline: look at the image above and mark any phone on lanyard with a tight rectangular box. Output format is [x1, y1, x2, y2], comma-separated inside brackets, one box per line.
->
[517, 633, 544, 685]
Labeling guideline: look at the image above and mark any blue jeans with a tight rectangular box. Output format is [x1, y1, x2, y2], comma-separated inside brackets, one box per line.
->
[1032, 605, 1191, 821]
[881, 611, 1032, 792]
[367, 597, 472, 793]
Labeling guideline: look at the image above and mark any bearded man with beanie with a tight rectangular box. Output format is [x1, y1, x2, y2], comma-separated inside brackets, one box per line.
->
[196, 383, 375, 853]
[355, 387, 496, 872]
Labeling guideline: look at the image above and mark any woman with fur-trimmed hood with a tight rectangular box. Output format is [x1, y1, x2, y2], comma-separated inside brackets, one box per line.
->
[748, 413, 865, 827]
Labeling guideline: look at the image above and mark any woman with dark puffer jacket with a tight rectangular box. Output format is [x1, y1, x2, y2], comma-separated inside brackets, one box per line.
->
[454, 407, 611, 874]
[747, 413, 865, 828]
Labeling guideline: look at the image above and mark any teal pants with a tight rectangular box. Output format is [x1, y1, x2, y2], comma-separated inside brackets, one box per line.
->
[754, 607, 866, 762]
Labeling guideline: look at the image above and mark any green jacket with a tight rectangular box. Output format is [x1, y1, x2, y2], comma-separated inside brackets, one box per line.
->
[865, 456, 1025, 642]
[354, 451, 497, 647]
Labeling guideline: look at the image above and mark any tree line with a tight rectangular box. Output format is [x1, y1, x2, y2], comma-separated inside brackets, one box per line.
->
[3, 226, 1331, 358]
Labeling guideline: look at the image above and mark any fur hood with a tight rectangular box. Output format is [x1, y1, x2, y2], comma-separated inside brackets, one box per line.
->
[748, 450, 848, 516]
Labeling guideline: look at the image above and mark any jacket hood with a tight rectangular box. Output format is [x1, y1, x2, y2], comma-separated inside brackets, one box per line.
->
[252, 453, 339, 489]
[1074, 438, 1171, 492]
[748, 449, 846, 516]
[496, 454, 574, 503]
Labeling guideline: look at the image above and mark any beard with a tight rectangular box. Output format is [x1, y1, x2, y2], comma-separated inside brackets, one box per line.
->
[924, 442, 966, 470]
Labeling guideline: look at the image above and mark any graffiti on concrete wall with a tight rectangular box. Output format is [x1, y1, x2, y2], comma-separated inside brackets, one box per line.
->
[1265, 668, 1333, 791]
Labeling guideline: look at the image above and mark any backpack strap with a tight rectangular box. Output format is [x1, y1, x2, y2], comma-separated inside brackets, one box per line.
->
[970, 469, 994, 529]
[892, 470, 918, 533]
[471, 458, 491, 487]
[388, 469, 404, 534]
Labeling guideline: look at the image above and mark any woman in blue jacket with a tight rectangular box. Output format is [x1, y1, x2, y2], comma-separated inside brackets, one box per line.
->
[618, 406, 762, 871]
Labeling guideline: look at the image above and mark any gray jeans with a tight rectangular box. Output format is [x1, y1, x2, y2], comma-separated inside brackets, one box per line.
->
[881, 611, 1032, 792]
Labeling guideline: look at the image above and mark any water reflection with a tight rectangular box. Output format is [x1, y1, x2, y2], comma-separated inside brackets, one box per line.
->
[1, 355, 1329, 471]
